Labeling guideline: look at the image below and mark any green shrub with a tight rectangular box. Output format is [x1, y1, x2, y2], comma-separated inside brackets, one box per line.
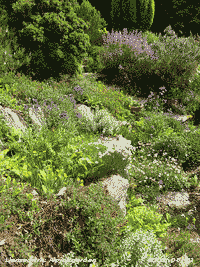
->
[72, 0, 108, 47]
[1, 0, 91, 83]
[0, 112, 14, 150]
[56, 183, 129, 267]
[93, 27, 158, 96]
[107, 25, 200, 101]
[149, 131, 200, 173]
[72, 0, 110, 74]
[132, 112, 188, 143]
[180, 130, 200, 171]
[147, 26, 200, 99]
[83, 45, 107, 73]
[185, 74, 200, 112]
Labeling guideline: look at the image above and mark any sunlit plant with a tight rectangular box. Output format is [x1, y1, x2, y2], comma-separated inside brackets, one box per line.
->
[119, 194, 172, 239]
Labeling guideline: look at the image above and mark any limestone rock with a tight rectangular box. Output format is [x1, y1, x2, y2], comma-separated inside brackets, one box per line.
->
[97, 174, 130, 217]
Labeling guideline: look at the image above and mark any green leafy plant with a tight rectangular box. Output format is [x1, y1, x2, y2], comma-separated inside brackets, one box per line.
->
[0, 110, 29, 155]
[147, 26, 200, 98]
[74, 81, 134, 123]
[126, 107, 195, 148]
[0, 78, 24, 110]
[18, 134, 108, 196]
[131, 116, 147, 143]
[134, 112, 186, 142]
[122, 95, 142, 109]
[0, 172, 42, 234]
[54, 183, 129, 267]
[83, 45, 107, 73]
[165, 211, 197, 230]
[148, 131, 200, 174]
[0, 25, 32, 77]
[118, 194, 172, 239]
[98, 27, 109, 39]
[187, 65, 200, 96]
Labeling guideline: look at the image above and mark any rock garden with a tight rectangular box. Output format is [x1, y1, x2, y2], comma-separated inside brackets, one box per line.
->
[1, 24, 200, 267]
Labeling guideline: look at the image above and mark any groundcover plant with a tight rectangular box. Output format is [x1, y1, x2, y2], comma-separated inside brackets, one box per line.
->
[1, 24, 200, 267]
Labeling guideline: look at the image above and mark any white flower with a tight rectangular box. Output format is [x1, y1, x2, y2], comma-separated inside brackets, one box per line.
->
[177, 253, 193, 267]
[114, 228, 171, 266]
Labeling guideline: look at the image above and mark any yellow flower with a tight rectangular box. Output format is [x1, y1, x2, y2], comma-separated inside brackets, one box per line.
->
[77, 178, 84, 187]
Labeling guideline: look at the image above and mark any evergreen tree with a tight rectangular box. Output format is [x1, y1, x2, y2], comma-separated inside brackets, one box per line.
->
[0, 0, 91, 83]
[110, 0, 155, 35]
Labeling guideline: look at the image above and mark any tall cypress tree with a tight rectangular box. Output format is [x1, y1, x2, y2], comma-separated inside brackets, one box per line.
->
[110, 0, 155, 35]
